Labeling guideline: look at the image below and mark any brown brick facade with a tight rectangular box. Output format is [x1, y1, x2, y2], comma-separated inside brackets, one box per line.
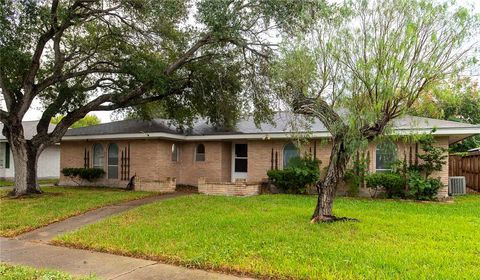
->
[59, 136, 450, 197]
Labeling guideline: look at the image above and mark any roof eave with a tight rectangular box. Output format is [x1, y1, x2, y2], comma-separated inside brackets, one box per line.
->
[60, 126, 480, 141]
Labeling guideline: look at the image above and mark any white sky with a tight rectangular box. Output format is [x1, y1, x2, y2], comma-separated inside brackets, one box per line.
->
[21, 0, 480, 123]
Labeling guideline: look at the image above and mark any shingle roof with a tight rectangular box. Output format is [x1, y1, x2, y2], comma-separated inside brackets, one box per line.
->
[63, 118, 180, 136]
[64, 112, 480, 137]
[0, 121, 55, 140]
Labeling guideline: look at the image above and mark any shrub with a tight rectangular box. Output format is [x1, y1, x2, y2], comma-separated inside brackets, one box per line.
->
[344, 152, 370, 196]
[267, 157, 320, 194]
[407, 170, 443, 200]
[62, 168, 105, 181]
[343, 170, 361, 196]
[365, 172, 405, 198]
[415, 132, 448, 178]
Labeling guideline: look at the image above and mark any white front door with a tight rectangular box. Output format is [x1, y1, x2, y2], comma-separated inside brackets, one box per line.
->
[232, 143, 248, 181]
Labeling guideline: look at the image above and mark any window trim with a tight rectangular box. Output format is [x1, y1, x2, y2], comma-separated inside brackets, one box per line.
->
[195, 143, 205, 162]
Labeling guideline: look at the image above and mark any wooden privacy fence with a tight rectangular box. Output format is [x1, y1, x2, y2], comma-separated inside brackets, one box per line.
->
[449, 152, 480, 191]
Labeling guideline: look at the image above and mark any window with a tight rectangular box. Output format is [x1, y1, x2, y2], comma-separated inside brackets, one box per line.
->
[0, 143, 5, 168]
[171, 144, 179, 162]
[93, 144, 104, 169]
[376, 141, 397, 172]
[108, 143, 118, 179]
[195, 144, 205, 161]
[283, 143, 299, 168]
[5, 142, 9, 168]
[0, 142, 10, 169]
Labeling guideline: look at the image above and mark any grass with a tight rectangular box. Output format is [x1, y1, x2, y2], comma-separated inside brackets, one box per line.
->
[0, 263, 96, 280]
[55, 194, 480, 280]
[0, 178, 59, 187]
[0, 186, 155, 237]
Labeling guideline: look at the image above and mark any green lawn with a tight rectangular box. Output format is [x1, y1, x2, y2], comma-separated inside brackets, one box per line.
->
[55, 194, 480, 280]
[0, 263, 96, 280]
[0, 178, 59, 187]
[0, 186, 155, 237]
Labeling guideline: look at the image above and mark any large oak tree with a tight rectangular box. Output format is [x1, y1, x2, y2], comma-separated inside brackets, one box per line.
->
[272, 0, 479, 222]
[0, 0, 325, 196]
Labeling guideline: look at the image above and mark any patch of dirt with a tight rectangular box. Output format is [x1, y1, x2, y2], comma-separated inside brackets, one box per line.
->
[175, 184, 198, 193]
[467, 187, 479, 194]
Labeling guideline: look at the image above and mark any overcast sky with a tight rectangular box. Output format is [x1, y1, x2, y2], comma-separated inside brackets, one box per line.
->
[21, 0, 480, 123]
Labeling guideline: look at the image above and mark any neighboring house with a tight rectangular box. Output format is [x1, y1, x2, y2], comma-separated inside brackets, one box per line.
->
[467, 147, 480, 153]
[0, 121, 60, 180]
[59, 112, 480, 197]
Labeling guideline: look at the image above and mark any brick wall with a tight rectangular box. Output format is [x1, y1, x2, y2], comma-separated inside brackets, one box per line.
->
[59, 139, 181, 188]
[363, 136, 449, 198]
[198, 177, 260, 196]
[175, 141, 228, 185]
[135, 177, 176, 192]
[59, 136, 451, 197]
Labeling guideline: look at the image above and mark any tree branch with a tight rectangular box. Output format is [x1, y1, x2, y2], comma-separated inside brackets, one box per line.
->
[292, 96, 346, 137]
[0, 72, 14, 111]
[164, 34, 213, 76]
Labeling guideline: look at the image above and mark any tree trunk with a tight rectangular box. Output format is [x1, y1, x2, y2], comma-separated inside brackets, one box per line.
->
[311, 139, 351, 223]
[9, 138, 42, 197]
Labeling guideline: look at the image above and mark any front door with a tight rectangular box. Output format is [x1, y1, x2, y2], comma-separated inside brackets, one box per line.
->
[232, 143, 248, 181]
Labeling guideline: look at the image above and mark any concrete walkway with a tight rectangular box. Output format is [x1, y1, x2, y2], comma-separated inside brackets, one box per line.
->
[16, 193, 185, 242]
[1, 238, 251, 280]
[1, 192, 253, 279]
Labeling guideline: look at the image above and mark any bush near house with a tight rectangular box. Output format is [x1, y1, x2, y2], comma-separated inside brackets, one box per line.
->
[365, 172, 405, 198]
[267, 157, 320, 194]
[407, 170, 443, 200]
[344, 152, 370, 196]
[61, 168, 105, 181]
[364, 131, 447, 200]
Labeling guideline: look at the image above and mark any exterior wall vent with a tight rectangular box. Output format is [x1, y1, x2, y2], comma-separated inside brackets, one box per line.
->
[448, 176, 466, 196]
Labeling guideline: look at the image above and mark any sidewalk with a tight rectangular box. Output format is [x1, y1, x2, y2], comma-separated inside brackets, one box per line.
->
[1, 238, 251, 280]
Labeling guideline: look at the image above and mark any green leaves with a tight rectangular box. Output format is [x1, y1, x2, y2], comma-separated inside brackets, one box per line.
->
[365, 172, 406, 198]
[51, 114, 101, 129]
[274, 0, 479, 147]
[410, 78, 480, 152]
[407, 170, 443, 200]
[267, 156, 321, 194]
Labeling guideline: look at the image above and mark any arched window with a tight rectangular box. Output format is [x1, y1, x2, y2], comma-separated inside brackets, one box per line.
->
[108, 143, 119, 179]
[171, 144, 179, 162]
[283, 143, 299, 168]
[93, 144, 104, 169]
[376, 141, 397, 172]
[195, 144, 205, 162]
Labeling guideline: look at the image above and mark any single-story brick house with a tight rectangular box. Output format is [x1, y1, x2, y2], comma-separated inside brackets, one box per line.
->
[59, 112, 479, 197]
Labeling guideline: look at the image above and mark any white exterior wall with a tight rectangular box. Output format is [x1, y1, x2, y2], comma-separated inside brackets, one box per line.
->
[0, 142, 60, 179]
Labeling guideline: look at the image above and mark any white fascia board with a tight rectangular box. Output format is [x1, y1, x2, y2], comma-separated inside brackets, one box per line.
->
[60, 126, 480, 141]
[61, 131, 332, 141]
[392, 126, 480, 136]
[61, 132, 187, 141]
